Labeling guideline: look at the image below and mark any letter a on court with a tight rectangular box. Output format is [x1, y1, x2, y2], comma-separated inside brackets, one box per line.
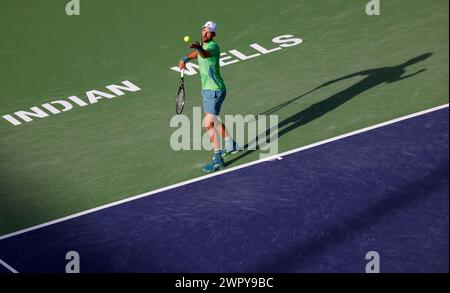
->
[366, 0, 380, 16]
[66, 0, 80, 16]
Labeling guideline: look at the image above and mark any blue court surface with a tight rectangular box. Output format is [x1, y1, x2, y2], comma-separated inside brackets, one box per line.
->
[0, 107, 448, 273]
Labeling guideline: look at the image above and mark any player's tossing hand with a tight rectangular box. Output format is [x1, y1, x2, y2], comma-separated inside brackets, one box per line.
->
[189, 41, 202, 50]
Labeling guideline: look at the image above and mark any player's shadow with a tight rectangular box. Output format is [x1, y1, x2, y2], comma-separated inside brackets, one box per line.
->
[225, 53, 432, 166]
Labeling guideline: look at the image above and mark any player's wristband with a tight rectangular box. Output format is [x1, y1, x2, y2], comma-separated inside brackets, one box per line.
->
[181, 56, 190, 63]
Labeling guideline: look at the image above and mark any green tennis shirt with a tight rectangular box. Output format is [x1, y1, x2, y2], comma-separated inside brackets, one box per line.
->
[197, 40, 226, 90]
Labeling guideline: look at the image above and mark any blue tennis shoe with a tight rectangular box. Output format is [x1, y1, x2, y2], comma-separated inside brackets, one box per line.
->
[202, 153, 225, 173]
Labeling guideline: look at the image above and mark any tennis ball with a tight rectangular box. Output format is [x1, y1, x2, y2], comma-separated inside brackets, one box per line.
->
[183, 36, 190, 43]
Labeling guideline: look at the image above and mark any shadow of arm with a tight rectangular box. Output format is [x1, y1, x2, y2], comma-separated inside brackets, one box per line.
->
[396, 69, 426, 81]
[319, 70, 368, 88]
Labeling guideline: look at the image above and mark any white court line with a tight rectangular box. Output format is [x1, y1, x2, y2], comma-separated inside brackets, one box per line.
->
[0, 258, 19, 273]
[0, 103, 448, 241]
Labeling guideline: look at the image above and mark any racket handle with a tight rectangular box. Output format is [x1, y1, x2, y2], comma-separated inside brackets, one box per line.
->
[181, 69, 184, 78]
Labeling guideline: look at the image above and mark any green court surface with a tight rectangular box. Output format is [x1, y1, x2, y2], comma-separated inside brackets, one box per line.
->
[0, 0, 448, 235]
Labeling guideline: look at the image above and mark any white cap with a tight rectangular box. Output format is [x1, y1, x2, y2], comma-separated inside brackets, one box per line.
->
[202, 21, 217, 33]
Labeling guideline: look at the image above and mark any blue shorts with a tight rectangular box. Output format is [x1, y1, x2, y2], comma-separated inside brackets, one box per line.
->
[202, 89, 226, 115]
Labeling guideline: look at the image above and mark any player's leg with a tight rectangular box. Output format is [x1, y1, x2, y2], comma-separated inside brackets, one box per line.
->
[212, 89, 241, 156]
[205, 114, 221, 151]
[217, 121, 230, 139]
[214, 119, 240, 156]
[201, 89, 225, 172]
[202, 113, 225, 172]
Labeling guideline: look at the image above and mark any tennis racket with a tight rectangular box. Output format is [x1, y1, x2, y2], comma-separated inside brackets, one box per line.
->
[176, 69, 185, 114]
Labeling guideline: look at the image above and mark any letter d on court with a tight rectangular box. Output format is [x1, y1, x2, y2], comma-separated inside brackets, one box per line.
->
[365, 0, 380, 16]
[66, 0, 80, 16]
[365, 251, 380, 273]
[65, 251, 80, 273]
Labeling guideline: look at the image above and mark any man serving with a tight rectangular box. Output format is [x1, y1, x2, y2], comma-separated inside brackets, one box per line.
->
[178, 21, 240, 173]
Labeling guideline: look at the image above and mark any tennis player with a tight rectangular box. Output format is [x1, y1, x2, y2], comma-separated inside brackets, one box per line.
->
[178, 21, 240, 172]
